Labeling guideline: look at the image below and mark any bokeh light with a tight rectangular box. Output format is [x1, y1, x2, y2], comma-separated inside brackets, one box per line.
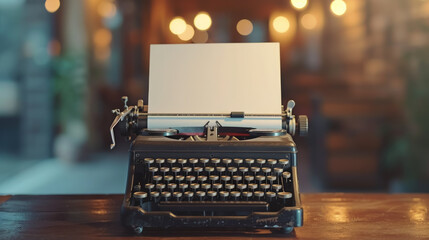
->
[97, 1, 117, 18]
[93, 28, 112, 48]
[291, 0, 308, 10]
[301, 13, 317, 30]
[178, 24, 195, 41]
[45, 0, 60, 13]
[194, 12, 212, 31]
[236, 19, 253, 36]
[192, 31, 208, 43]
[169, 17, 187, 35]
[330, 0, 347, 16]
[273, 16, 290, 33]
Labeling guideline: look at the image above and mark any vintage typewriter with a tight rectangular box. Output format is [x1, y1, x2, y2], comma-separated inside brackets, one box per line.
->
[110, 97, 308, 234]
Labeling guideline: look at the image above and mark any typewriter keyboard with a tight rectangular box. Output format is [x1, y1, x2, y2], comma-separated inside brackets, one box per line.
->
[131, 157, 296, 215]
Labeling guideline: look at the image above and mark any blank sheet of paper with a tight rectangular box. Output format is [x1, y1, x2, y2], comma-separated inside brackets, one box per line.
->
[148, 43, 282, 129]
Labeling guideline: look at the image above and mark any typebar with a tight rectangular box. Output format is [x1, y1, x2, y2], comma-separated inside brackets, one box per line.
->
[158, 201, 269, 212]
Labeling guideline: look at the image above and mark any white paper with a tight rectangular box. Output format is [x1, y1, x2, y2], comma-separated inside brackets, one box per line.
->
[148, 43, 282, 129]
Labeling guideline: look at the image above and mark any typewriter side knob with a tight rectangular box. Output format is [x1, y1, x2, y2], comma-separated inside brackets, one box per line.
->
[298, 115, 308, 136]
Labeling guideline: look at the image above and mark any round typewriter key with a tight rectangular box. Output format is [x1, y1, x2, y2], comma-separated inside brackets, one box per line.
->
[182, 167, 192, 175]
[151, 191, 160, 201]
[209, 175, 219, 184]
[221, 175, 231, 183]
[145, 183, 154, 192]
[219, 191, 229, 200]
[278, 192, 292, 199]
[260, 183, 270, 192]
[156, 183, 166, 191]
[153, 175, 162, 183]
[189, 158, 198, 166]
[256, 158, 266, 167]
[251, 167, 260, 175]
[222, 158, 232, 166]
[167, 158, 176, 166]
[196, 191, 206, 201]
[274, 167, 284, 174]
[213, 183, 222, 191]
[171, 167, 181, 176]
[232, 175, 242, 184]
[242, 191, 252, 201]
[144, 158, 154, 166]
[207, 190, 217, 201]
[244, 175, 254, 183]
[255, 175, 265, 184]
[267, 159, 277, 166]
[228, 167, 237, 175]
[233, 158, 243, 165]
[248, 183, 258, 192]
[262, 167, 272, 175]
[198, 175, 208, 183]
[200, 158, 209, 167]
[245, 158, 254, 166]
[179, 183, 188, 192]
[201, 183, 211, 191]
[164, 175, 174, 184]
[254, 191, 264, 200]
[173, 191, 182, 201]
[149, 167, 158, 175]
[266, 191, 276, 202]
[225, 184, 235, 191]
[176, 175, 184, 183]
[186, 175, 196, 183]
[168, 183, 177, 192]
[279, 159, 289, 166]
[272, 184, 282, 193]
[236, 183, 247, 192]
[160, 167, 170, 176]
[184, 191, 194, 201]
[161, 191, 171, 201]
[194, 167, 203, 176]
[239, 167, 249, 176]
[282, 171, 291, 181]
[216, 166, 226, 175]
[190, 183, 200, 192]
[178, 158, 187, 167]
[134, 191, 147, 199]
[205, 166, 215, 174]
[267, 175, 277, 185]
[156, 158, 165, 167]
[211, 158, 220, 166]
[230, 191, 241, 201]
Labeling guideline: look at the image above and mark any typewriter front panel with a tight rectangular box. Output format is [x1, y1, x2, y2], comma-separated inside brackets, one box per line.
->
[121, 135, 302, 231]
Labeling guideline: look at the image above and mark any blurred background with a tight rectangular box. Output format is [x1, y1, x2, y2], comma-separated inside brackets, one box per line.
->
[0, 0, 428, 194]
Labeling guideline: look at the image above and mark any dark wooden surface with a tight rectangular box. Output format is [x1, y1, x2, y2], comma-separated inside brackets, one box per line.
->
[0, 194, 428, 239]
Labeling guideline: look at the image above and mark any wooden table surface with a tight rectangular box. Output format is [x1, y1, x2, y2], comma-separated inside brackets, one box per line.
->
[0, 193, 428, 239]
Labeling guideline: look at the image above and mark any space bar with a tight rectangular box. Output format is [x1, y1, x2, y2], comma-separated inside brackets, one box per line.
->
[158, 201, 269, 212]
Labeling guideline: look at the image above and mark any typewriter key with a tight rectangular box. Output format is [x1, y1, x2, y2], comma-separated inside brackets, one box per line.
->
[194, 167, 203, 176]
[216, 166, 226, 175]
[242, 191, 252, 201]
[176, 175, 184, 183]
[144, 158, 154, 167]
[211, 158, 220, 166]
[222, 158, 232, 167]
[266, 191, 276, 202]
[228, 167, 237, 175]
[279, 159, 289, 168]
[178, 158, 187, 167]
[184, 191, 194, 201]
[282, 171, 291, 182]
[189, 158, 198, 166]
[205, 166, 215, 176]
[262, 167, 272, 175]
[207, 191, 217, 201]
[201, 183, 211, 191]
[160, 167, 170, 176]
[278, 191, 292, 199]
[251, 167, 261, 175]
[272, 184, 282, 193]
[156, 183, 166, 191]
[198, 175, 208, 183]
[213, 183, 222, 191]
[236, 183, 247, 192]
[153, 175, 162, 184]
[200, 158, 209, 167]
[164, 175, 173, 184]
[190, 183, 200, 192]
[267, 175, 277, 185]
[167, 158, 176, 167]
[244, 175, 254, 184]
[245, 158, 255, 167]
[233, 158, 243, 165]
[219, 191, 229, 200]
[255, 175, 265, 184]
[173, 191, 182, 201]
[221, 175, 231, 184]
[256, 158, 266, 167]
[196, 191, 206, 201]
[168, 183, 177, 193]
[186, 175, 196, 184]
[149, 167, 158, 176]
[171, 167, 181, 176]
[230, 191, 241, 201]
[260, 183, 270, 192]
[267, 159, 277, 167]
[248, 183, 258, 192]
[254, 191, 264, 200]
[182, 167, 192, 176]
[239, 167, 249, 176]
[151, 191, 160, 201]
[145, 183, 154, 194]
[134, 191, 147, 199]
[161, 191, 171, 201]
[225, 184, 235, 191]
[156, 158, 165, 168]
[179, 183, 188, 192]
[232, 175, 242, 184]
[209, 175, 219, 184]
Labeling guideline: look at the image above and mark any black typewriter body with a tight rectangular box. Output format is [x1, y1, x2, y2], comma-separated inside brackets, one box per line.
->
[121, 133, 302, 234]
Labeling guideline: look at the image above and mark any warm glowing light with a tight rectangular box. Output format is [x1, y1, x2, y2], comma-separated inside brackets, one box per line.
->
[291, 0, 308, 10]
[97, 1, 117, 18]
[169, 17, 187, 35]
[192, 31, 208, 43]
[194, 12, 212, 31]
[330, 0, 347, 16]
[409, 202, 427, 222]
[93, 28, 112, 48]
[45, 0, 60, 13]
[178, 24, 195, 41]
[301, 13, 317, 30]
[236, 19, 253, 36]
[273, 16, 290, 33]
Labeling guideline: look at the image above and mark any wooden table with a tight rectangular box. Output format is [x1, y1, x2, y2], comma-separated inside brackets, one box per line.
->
[0, 194, 428, 239]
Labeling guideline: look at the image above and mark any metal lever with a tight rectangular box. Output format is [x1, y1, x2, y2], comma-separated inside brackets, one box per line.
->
[109, 106, 135, 149]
